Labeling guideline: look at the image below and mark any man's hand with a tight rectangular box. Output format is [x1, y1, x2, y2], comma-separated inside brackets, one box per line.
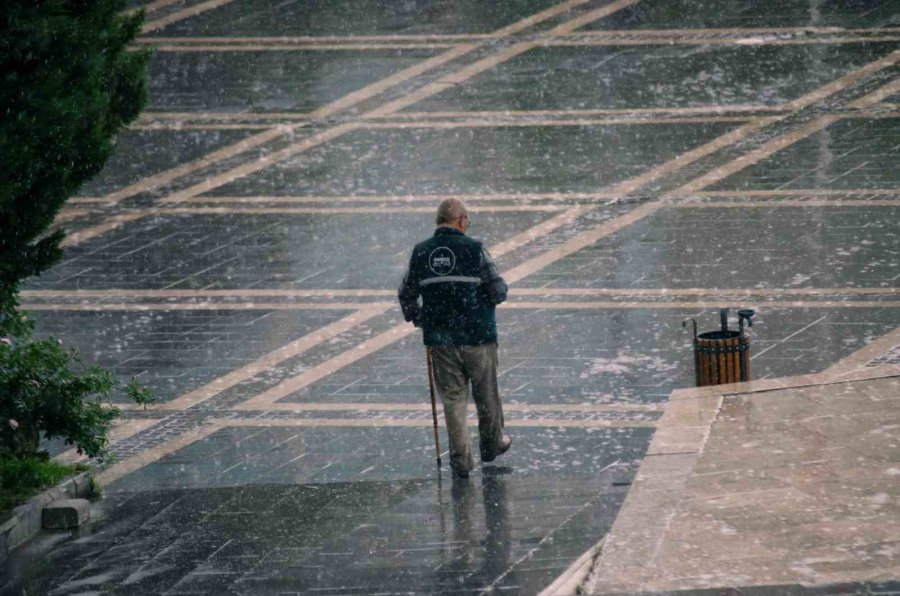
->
[479, 248, 508, 305]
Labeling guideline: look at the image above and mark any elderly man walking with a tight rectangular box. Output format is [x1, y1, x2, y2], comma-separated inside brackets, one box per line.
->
[399, 198, 512, 478]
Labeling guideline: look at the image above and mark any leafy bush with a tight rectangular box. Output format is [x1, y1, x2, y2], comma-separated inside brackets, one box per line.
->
[1, 317, 154, 460]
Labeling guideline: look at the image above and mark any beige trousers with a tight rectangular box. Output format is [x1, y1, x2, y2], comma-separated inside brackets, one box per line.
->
[430, 344, 505, 474]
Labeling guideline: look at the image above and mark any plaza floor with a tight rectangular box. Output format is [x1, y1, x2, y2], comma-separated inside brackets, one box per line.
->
[3, 0, 900, 594]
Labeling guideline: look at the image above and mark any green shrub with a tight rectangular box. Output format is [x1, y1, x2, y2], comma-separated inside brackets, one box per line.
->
[0, 456, 87, 517]
[1, 319, 154, 460]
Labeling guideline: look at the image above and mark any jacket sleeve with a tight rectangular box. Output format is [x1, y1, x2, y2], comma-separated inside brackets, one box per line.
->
[479, 247, 508, 305]
[398, 253, 422, 326]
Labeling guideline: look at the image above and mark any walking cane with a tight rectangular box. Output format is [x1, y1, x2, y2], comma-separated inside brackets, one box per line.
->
[426, 347, 442, 468]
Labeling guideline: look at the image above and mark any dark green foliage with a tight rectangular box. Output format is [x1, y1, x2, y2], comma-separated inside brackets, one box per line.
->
[0, 320, 154, 459]
[0, 0, 150, 328]
[0, 1, 154, 463]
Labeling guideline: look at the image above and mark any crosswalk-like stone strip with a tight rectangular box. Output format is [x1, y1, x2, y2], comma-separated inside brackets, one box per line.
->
[21, 300, 900, 312]
[505, 300, 900, 308]
[215, 417, 658, 429]
[130, 123, 274, 130]
[56, 189, 900, 249]
[129, 108, 898, 131]
[173, 192, 622, 204]
[60, 212, 145, 248]
[605, 58, 898, 212]
[362, 0, 641, 118]
[22, 289, 398, 299]
[663, 116, 841, 199]
[158, 122, 363, 205]
[135, 111, 313, 123]
[848, 78, 900, 108]
[54, 418, 162, 464]
[865, 345, 900, 368]
[125, 0, 182, 16]
[57, 203, 573, 247]
[695, 188, 900, 197]
[53, 209, 92, 224]
[787, 49, 900, 111]
[93, 0, 607, 208]
[152, 205, 567, 214]
[566, 26, 900, 36]
[86, 21, 900, 211]
[95, 410, 655, 486]
[822, 325, 900, 378]
[146, 307, 388, 411]
[384, 106, 787, 119]
[22, 287, 900, 301]
[21, 287, 900, 300]
[675, 199, 900, 207]
[549, 36, 900, 46]
[150, 42, 460, 51]
[230, 402, 664, 413]
[152, 2, 642, 206]
[95, 126, 300, 205]
[360, 116, 755, 128]
[136, 28, 900, 50]
[85, 45, 469, 205]
[21, 302, 394, 312]
[139, 34, 495, 43]
[96, 421, 216, 486]
[130, 0, 174, 13]
[213, 409, 661, 425]
[132, 106, 780, 129]
[141, 0, 240, 33]
[485, 0, 606, 37]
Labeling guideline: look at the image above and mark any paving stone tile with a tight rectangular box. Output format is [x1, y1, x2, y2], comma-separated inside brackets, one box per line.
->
[148, 48, 444, 113]
[17, 470, 623, 594]
[29, 309, 347, 403]
[77, 128, 259, 197]
[709, 117, 900, 192]
[111, 426, 646, 490]
[582, 0, 899, 30]
[145, 0, 564, 37]
[28, 210, 551, 290]
[208, 122, 739, 196]
[277, 308, 898, 408]
[516, 205, 900, 289]
[410, 43, 900, 112]
[596, 373, 900, 593]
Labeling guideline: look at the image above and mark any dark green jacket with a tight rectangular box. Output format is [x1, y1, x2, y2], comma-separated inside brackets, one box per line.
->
[398, 228, 508, 346]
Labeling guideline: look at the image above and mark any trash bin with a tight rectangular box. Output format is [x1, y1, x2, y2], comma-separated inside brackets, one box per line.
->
[683, 309, 755, 387]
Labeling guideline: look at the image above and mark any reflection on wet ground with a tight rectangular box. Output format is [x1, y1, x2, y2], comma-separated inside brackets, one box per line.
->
[15, 430, 633, 594]
[6, 0, 900, 593]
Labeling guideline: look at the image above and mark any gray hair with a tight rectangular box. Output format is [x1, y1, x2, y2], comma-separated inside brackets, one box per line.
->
[435, 198, 468, 225]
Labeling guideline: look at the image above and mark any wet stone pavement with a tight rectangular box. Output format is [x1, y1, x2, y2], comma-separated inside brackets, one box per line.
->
[5, 0, 900, 594]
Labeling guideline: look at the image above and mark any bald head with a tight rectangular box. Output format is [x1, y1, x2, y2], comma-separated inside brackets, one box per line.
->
[435, 198, 468, 230]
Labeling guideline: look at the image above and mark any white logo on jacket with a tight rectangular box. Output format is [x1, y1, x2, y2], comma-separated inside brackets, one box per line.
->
[428, 247, 456, 276]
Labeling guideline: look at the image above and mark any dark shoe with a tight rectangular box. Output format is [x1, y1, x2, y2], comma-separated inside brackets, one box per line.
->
[481, 433, 512, 463]
[451, 466, 470, 479]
